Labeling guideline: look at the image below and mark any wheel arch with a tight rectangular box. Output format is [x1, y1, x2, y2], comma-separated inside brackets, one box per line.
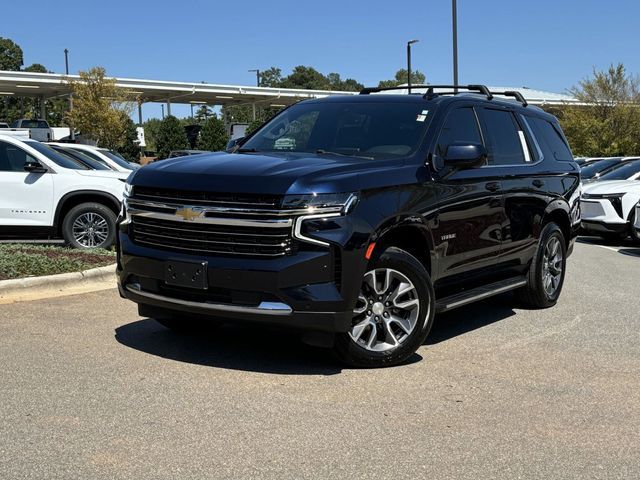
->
[541, 205, 571, 248]
[54, 191, 121, 234]
[368, 217, 435, 276]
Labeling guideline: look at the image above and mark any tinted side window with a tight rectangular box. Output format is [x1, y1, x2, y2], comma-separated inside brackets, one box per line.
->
[480, 109, 526, 165]
[526, 116, 573, 161]
[436, 107, 483, 155]
[0, 141, 35, 172]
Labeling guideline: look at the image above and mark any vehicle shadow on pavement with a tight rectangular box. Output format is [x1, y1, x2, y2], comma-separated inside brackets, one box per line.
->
[114, 319, 346, 375]
[577, 236, 640, 257]
[425, 294, 517, 345]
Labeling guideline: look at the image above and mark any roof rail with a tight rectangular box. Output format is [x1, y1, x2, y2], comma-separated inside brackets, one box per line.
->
[358, 84, 528, 107]
[495, 90, 528, 107]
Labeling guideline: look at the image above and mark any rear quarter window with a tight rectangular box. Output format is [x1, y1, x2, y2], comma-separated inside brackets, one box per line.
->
[525, 116, 573, 161]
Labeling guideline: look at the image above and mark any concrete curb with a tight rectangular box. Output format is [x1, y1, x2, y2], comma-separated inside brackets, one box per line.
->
[0, 263, 117, 301]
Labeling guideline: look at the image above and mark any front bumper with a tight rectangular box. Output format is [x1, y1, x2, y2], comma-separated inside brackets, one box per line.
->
[580, 220, 628, 235]
[117, 231, 365, 333]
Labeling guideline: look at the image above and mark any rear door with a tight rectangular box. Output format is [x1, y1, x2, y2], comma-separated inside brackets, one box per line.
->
[0, 140, 54, 226]
[476, 108, 558, 275]
[432, 105, 505, 284]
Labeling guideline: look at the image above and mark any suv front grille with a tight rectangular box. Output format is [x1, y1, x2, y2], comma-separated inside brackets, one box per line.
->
[128, 188, 293, 258]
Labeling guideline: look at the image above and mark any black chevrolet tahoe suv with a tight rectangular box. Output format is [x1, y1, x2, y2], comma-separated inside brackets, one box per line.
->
[117, 84, 580, 368]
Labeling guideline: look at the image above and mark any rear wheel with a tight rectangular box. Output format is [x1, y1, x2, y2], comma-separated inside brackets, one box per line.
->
[333, 247, 435, 368]
[516, 223, 567, 308]
[62, 202, 116, 249]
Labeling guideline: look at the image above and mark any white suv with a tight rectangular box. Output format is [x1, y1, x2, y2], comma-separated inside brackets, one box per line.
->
[0, 135, 126, 248]
[581, 179, 640, 241]
[49, 142, 140, 172]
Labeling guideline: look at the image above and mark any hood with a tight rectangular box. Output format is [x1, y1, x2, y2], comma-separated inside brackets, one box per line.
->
[582, 179, 640, 195]
[75, 169, 129, 181]
[130, 151, 423, 195]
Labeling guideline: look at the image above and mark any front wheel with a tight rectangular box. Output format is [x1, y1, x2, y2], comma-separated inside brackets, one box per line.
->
[516, 223, 567, 308]
[62, 202, 116, 249]
[333, 247, 435, 368]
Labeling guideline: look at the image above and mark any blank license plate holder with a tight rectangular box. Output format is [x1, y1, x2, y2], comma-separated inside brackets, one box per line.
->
[164, 261, 208, 290]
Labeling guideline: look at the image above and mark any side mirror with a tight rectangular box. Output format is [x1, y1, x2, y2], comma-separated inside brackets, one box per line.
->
[226, 136, 246, 151]
[24, 159, 47, 173]
[444, 143, 487, 169]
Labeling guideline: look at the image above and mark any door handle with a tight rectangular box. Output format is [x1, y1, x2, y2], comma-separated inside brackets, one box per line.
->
[532, 179, 545, 188]
[485, 182, 500, 192]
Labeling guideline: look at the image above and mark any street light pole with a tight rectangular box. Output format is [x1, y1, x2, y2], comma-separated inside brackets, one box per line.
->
[406, 40, 419, 94]
[64, 49, 75, 141]
[161, 104, 165, 119]
[452, 0, 459, 89]
[249, 69, 260, 87]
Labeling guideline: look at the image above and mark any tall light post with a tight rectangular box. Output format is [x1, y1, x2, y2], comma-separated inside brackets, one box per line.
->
[248, 69, 260, 87]
[64, 49, 75, 140]
[452, 0, 459, 89]
[406, 40, 419, 93]
[161, 104, 165, 119]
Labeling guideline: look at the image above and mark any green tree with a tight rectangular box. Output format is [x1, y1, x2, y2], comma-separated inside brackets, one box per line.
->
[65, 67, 138, 147]
[198, 116, 228, 151]
[245, 119, 263, 136]
[116, 114, 141, 163]
[24, 63, 47, 73]
[155, 115, 188, 159]
[259, 67, 283, 87]
[558, 63, 640, 156]
[142, 118, 162, 151]
[194, 104, 213, 124]
[378, 69, 426, 88]
[0, 37, 23, 71]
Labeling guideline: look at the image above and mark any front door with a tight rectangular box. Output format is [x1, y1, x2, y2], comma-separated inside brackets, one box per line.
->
[0, 140, 54, 227]
[431, 106, 505, 287]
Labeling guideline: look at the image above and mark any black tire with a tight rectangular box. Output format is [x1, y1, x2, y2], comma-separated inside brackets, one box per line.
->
[628, 209, 640, 244]
[333, 247, 435, 368]
[515, 223, 567, 308]
[62, 202, 116, 249]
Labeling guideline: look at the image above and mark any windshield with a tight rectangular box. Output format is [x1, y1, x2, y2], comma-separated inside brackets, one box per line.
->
[241, 101, 432, 159]
[51, 147, 111, 170]
[598, 160, 640, 181]
[101, 149, 137, 170]
[28, 142, 89, 170]
[580, 159, 620, 179]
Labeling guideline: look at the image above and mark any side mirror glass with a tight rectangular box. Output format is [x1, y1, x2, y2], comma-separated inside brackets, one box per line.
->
[226, 136, 246, 151]
[444, 143, 487, 169]
[24, 159, 47, 173]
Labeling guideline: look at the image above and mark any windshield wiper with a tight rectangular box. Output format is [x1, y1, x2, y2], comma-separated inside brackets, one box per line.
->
[315, 149, 373, 160]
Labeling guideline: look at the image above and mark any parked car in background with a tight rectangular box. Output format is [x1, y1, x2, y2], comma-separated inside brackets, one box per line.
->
[580, 157, 623, 180]
[49, 144, 114, 171]
[10, 118, 53, 142]
[0, 135, 126, 248]
[585, 158, 640, 184]
[633, 202, 640, 242]
[167, 149, 209, 158]
[581, 179, 640, 241]
[49, 142, 140, 172]
[0, 122, 9, 129]
[118, 84, 580, 367]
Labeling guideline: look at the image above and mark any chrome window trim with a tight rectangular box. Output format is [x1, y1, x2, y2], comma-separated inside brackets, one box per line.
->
[519, 115, 545, 162]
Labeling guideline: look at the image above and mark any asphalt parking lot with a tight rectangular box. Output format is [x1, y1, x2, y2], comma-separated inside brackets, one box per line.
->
[1, 240, 639, 479]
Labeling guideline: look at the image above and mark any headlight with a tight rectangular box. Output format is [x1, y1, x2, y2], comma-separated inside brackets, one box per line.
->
[283, 192, 358, 214]
[286, 193, 359, 246]
[123, 183, 133, 198]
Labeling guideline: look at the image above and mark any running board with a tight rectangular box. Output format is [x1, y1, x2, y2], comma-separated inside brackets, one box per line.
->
[435, 277, 527, 313]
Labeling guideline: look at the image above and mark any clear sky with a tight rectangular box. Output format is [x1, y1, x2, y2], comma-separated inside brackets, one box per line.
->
[3, 0, 639, 120]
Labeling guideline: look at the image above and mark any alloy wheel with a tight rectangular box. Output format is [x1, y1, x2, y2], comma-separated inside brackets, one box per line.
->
[542, 236, 563, 297]
[350, 268, 423, 352]
[72, 212, 109, 247]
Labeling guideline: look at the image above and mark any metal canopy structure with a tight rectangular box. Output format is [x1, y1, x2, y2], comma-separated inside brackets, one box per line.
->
[0, 70, 578, 124]
[0, 70, 355, 122]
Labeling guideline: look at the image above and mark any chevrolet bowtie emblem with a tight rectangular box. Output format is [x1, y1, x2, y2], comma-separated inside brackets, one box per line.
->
[175, 207, 205, 222]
